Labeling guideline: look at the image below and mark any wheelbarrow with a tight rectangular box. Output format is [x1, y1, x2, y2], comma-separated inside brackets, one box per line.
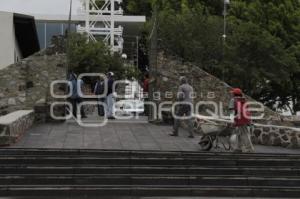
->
[198, 121, 236, 151]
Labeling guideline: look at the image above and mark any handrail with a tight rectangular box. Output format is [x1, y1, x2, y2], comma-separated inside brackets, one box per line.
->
[195, 114, 300, 132]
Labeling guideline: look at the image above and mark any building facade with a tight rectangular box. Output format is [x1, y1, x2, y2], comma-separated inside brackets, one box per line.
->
[0, 11, 40, 69]
[0, 9, 145, 69]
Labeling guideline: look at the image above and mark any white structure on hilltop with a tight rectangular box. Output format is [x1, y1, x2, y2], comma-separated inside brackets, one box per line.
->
[0, 2, 145, 69]
[77, 0, 125, 53]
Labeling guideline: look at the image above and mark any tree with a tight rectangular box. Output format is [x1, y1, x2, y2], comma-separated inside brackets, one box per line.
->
[228, 0, 300, 114]
[67, 33, 124, 78]
[148, 0, 300, 114]
[123, 0, 153, 17]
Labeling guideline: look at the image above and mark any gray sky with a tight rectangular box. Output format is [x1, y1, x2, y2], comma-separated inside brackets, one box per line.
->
[0, 0, 82, 15]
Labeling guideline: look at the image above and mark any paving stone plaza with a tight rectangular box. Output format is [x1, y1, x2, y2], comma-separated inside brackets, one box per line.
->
[10, 115, 300, 154]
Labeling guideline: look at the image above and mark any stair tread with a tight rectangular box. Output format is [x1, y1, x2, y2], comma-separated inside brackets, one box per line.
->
[2, 185, 300, 188]
[0, 149, 299, 197]
[1, 174, 299, 179]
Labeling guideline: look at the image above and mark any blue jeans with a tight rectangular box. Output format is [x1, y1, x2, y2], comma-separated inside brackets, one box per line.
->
[105, 94, 115, 117]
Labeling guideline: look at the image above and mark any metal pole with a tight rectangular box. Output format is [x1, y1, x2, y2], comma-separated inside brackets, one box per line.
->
[85, 0, 89, 42]
[222, 0, 226, 81]
[65, 0, 73, 119]
[66, 0, 73, 75]
[222, 0, 229, 81]
[223, 0, 227, 43]
[68, 0, 73, 37]
[136, 36, 139, 70]
[110, 0, 115, 48]
[148, 3, 158, 121]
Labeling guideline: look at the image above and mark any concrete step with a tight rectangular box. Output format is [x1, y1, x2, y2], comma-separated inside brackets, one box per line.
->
[0, 166, 298, 176]
[1, 157, 300, 167]
[2, 154, 300, 161]
[1, 175, 300, 187]
[2, 173, 300, 178]
[0, 149, 299, 197]
[0, 185, 300, 197]
[1, 148, 300, 159]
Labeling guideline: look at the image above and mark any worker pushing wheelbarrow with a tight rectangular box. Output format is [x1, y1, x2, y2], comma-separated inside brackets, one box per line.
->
[197, 119, 234, 151]
[198, 88, 255, 153]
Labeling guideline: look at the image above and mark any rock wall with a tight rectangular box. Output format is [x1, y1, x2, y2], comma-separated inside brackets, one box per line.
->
[252, 126, 300, 148]
[0, 48, 67, 116]
[152, 52, 300, 148]
[0, 61, 26, 115]
[152, 53, 280, 119]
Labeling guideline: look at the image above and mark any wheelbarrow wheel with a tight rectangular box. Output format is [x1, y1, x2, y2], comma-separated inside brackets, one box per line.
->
[199, 136, 213, 151]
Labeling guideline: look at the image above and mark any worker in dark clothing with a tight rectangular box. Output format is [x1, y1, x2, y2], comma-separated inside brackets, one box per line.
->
[69, 72, 86, 119]
[106, 72, 115, 119]
[94, 77, 105, 117]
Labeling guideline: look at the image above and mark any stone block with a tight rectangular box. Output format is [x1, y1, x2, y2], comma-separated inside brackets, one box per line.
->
[273, 137, 282, 146]
[281, 134, 289, 142]
[279, 129, 286, 135]
[18, 97, 26, 103]
[290, 136, 299, 148]
[261, 133, 272, 145]
[253, 129, 262, 137]
[0, 110, 34, 146]
[26, 81, 34, 89]
[281, 141, 290, 148]
[7, 98, 16, 105]
[251, 135, 259, 145]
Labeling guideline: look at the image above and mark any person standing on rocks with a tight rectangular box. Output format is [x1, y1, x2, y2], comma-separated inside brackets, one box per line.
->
[229, 88, 254, 152]
[170, 76, 195, 138]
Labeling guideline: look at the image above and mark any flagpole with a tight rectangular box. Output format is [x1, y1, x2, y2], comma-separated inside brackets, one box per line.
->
[66, 0, 73, 77]
[65, 0, 73, 119]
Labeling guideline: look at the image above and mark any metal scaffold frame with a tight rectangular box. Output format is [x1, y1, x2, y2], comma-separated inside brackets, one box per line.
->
[77, 0, 124, 53]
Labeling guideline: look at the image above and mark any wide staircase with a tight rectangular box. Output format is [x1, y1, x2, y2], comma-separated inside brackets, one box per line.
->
[0, 148, 299, 198]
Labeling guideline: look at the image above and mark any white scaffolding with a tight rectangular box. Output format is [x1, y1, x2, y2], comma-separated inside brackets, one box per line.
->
[77, 0, 124, 53]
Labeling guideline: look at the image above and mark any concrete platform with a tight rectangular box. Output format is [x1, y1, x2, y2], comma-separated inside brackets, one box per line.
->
[6, 116, 300, 154]
[9, 118, 200, 151]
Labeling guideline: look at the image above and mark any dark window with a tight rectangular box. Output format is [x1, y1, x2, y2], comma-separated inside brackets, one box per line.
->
[46, 23, 62, 47]
[36, 22, 46, 49]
